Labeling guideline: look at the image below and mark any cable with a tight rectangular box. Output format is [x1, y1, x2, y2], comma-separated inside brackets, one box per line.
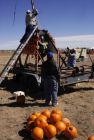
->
[31, 0, 35, 10]
[12, 0, 18, 26]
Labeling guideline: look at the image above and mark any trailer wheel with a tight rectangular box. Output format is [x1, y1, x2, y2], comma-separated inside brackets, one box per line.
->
[79, 66, 84, 73]
[71, 67, 79, 76]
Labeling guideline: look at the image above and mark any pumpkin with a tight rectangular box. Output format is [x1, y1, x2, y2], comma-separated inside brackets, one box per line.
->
[34, 116, 48, 128]
[55, 121, 66, 134]
[50, 113, 62, 124]
[26, 121, 34, 132]
[41, 109, 51, 119]
[64, 125, 78, 138]
[32, 127, 44, 140]
[44, 124, 57, 139]
[62, 118, 71, 126]
[27, 114, 37, 122]
[87, 136, 94, 140]
[38, 114, 47, 120]
[32, 112, 40, 117]
[51, 108, 62, 117]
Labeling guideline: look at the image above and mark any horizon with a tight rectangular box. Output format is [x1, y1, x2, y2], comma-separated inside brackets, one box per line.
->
[0, 34, 94, 50]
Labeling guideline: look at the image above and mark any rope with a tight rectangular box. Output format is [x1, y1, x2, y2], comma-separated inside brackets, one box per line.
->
[31, 0, 35, 10]
[12, 0, 18, 25]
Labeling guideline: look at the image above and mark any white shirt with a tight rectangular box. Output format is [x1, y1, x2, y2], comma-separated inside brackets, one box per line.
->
[25, 12, 37, 27]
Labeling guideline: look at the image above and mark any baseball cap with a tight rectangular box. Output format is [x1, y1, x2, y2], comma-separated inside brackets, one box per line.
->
[47, 51, 53, 58]
[26, 10, 31, 14]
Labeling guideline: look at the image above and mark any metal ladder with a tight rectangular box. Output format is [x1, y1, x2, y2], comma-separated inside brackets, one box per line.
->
[0, 26, 37, 85]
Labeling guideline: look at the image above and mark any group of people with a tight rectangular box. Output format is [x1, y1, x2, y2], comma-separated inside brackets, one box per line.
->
[20, 9, 77, 107]
[20, 8, 59, 107]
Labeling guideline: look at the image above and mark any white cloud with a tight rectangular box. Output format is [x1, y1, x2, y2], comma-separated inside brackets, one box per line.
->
[55, 35, 94, 49]
[0, 35, 94, 50]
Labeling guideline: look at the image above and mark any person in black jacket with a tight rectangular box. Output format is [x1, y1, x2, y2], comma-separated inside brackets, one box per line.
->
[41, 51, 60, 106]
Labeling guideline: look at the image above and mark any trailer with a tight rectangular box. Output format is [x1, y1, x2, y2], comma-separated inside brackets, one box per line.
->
[0, 1, 94, 92]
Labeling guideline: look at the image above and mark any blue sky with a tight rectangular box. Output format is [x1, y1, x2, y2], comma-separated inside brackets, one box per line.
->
[0, 0, 94, 50]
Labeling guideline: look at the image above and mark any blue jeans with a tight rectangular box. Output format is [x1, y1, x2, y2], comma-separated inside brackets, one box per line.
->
[20, 25, 34, 43]
[67, 55, 76, 68]
[43, 76, 58, 105]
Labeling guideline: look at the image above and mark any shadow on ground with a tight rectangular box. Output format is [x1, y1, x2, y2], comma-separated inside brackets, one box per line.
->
[0, 78, 44, 99]
[1, 78, 94, 96]
[0, 101, 51, 108]
[0, 78, 94, 107]
[58, 84, 94, 95]
[18, 128, 32, 140]
[18, 127, 69, 140]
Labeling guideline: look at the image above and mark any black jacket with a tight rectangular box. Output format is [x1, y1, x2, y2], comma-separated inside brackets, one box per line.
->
[41, 58, 60, 81]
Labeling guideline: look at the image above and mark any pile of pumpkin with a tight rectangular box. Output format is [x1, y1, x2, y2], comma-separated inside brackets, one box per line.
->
[26, 108, 78, 140]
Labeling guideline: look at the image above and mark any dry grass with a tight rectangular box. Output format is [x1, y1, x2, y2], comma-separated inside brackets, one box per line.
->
[0, 51, 94, 140]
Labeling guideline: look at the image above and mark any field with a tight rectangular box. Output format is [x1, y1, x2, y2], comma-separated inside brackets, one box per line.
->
[0, 51, 94, 140]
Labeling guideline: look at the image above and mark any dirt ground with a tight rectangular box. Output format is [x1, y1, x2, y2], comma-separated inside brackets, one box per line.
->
[0, 51, 94, 140]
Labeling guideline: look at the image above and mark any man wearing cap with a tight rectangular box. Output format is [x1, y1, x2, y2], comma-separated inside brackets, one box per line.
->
[20, 9, 38, 43]
[41, 51, 60, 107]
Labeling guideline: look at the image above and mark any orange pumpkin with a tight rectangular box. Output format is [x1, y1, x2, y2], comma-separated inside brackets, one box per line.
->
[51, 108, 62, 117]
[62, 118, 71, 126]
[38, 114, 47, 121]
[34, 117, 48, 128]
[87, 136, 94, 140]
[50, 113, 62, 124]
[44, 124, 57, 139]
[55, 121, 66, 134]
[64, 125, 78, 138]
[32, 112, 40, 117]
[41, 109, 51, 119]
[32, 127, 44, 140]
[27, 114, 37, 122]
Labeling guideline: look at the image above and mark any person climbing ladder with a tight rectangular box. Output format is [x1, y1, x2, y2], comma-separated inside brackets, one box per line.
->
[20, 8, 38, 43]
